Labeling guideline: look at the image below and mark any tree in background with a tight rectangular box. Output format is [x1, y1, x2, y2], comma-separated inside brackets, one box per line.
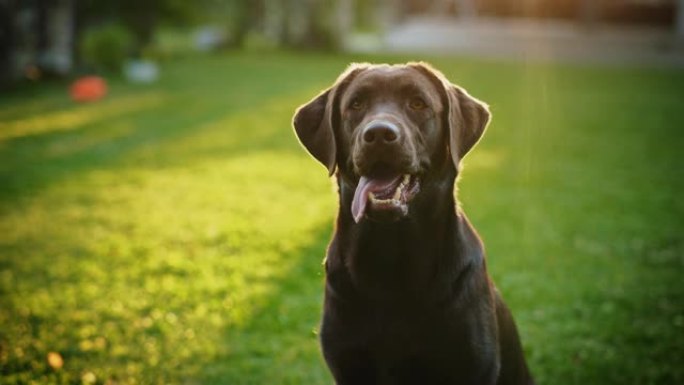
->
[0, 0, 16, 87]
[76, 0, 199, 55]
[678, 0, 684, 40]
[204, 0, 343, 49]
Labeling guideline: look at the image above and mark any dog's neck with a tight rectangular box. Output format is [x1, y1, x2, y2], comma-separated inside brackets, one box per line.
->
[329, 170, 484, 303]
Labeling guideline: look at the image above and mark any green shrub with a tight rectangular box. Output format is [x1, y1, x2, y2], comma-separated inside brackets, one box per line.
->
[80, 23, 134, 72]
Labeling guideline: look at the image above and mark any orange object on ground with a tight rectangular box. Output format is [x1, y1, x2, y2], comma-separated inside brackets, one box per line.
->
[70, 76, 108, 102]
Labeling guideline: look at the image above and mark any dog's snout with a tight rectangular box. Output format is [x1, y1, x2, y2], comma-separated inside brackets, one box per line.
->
[363, 121, 400, 145]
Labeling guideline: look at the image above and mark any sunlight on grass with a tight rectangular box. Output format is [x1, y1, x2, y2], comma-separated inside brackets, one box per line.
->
[0, 92, 166, 141]
[0, 63, 338, 383]
[0, 147, 335, 383]
[461, 148, 505, 172]
[146, 90, 307, 162]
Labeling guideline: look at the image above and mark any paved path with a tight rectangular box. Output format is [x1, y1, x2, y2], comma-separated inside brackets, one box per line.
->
[345, 16, 684, 67]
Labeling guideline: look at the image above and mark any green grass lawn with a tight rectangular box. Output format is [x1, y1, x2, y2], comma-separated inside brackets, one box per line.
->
[1, 51, 683, 385]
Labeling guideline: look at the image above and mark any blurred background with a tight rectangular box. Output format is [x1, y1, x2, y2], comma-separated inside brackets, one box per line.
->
[2, 0, 684, 83]
[0, 1, 683, 384]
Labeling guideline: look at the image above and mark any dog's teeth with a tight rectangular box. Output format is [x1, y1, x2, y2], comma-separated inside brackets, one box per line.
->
[370, 193, 386, 204]
[393, 185, 402, 200]
[403, 174, 411, 184]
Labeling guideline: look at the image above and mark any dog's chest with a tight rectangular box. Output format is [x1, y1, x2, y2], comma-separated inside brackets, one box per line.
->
[362, 304, 470, 357]
[348, 306, 495, 383]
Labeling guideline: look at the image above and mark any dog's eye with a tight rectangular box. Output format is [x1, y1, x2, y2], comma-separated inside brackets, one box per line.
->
[349, 98, 365, 110]
[409, 97, 427, 110]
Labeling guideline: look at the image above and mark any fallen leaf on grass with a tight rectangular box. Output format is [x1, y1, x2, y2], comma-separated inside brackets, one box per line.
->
[47, 351, 63, 370]
[82, 371, 97, 384]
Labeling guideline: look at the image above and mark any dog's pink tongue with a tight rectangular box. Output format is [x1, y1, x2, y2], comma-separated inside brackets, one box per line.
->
[351, 176, 373, 223]
[351, 175, 400, 223]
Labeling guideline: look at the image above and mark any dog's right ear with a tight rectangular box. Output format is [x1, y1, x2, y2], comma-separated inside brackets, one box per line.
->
[293, 64, 367, 176]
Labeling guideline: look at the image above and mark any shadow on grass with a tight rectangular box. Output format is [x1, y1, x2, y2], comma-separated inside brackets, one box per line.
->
[196, 221, 334, 385]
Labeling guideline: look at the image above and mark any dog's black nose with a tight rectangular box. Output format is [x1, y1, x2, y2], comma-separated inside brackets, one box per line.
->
[363, 121, 400, 144]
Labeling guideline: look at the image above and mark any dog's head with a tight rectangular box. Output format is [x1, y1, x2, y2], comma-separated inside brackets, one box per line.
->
[293, 62, 490, 223]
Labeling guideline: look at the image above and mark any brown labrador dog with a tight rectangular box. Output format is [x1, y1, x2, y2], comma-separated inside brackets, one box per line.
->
[293, 62, 534, 385]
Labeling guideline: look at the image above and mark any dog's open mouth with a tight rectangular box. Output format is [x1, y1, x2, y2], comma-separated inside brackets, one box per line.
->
[351, 173, 421, 223]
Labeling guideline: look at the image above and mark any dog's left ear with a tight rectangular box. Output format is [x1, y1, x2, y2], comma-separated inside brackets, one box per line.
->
[445, 85, 490, 170]
[410, 63, 490, 171]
